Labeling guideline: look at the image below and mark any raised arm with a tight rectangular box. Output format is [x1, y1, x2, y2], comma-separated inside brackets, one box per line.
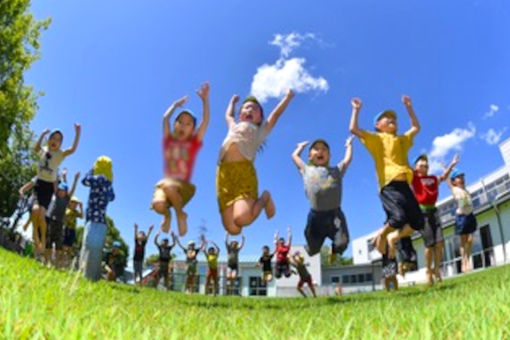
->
[292, 141, 309, 174]
[81, 170, 93, 187]
[174, 234, 185, 252]
[146, 225, 154, 240]
[154, 231, 160, 247]
[287, 227, 292, 247]
[63, 123, 81, 156]
[62, 168, 68, 183]
[439, 154, 459, 183]
[225, 232, 230, 249]
[134, 223, 139, 239]
[239, 233, 246, 250]
[349, 98, 364, 138]
[274, 230, 279, 248]
[265, 89, 294, 132]
[341, 136, 354, 169]
[163, 96, 188, 138]
[77, 201, 84, 218]
[195, 82, 210, 142]
[68, 172, 80, 198]
[402, 95, 420, 137]
[225, 95, 239, 128]
[170, 231, 177, 248]
[34, 129, 50, 153]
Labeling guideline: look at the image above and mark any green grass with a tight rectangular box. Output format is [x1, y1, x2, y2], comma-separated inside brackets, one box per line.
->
[1, 248, 509, 339]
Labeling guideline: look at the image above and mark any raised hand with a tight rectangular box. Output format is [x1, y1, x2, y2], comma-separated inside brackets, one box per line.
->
[74, 123, 81, 132]
[196, 82, 210, 101]
[149, 225, 154, 231]
[231, 94, 240, 104]
[172, 95, 189, 108]
[297, 141, 310, 149]
[345, 136, 354, 147]
[402, 95, 412, 106]
[286, 89, 295, 99]
[74, 172, 81, 180]
[351, 98, 362, 110]
[452, 154, 460, 166]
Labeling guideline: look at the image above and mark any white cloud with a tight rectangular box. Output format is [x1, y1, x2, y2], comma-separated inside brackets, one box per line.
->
[270, 32, 316, 58]
[480, 127, 507, 145]
[483, 104, 499, 119]
[427, 123, 476, 173]
[250, 32, 328, 103]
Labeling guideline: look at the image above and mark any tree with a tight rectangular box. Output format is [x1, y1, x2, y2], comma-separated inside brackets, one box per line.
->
[0, 0, 50, 217]
[320, 246, 354, 267]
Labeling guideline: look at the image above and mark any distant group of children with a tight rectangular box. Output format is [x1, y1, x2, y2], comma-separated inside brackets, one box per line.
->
[18, 81, 478, 295]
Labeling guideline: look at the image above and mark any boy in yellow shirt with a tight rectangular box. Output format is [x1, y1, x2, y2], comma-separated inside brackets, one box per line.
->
[349, 95, 424, 260]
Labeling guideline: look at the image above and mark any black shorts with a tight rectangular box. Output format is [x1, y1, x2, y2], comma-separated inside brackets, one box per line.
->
[380, 181, 424, 230]
[455, 213, 477, 235]
[305, 208, 349, 256]
[228, 263, 238, 273]
[33, 179, 54, 210]
[419, 208, 444, 248]
[275, 261, 291, 279]
[46, 218, 63, 250]
[159, 261, 169, 278]
[397, 237, 417, 266]
[63, 228, 76, 247]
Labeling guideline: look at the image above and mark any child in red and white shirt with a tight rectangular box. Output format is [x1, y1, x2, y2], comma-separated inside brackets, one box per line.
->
[151, 83, 210, 236]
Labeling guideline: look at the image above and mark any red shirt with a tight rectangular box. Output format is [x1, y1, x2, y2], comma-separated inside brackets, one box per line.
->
[412, 171, 439, 205]
[163, 134, 202, 182]
[276, 244, 290, 263]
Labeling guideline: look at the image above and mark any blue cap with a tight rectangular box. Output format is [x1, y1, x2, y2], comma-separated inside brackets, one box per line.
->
[373, 110, 397, 127]
[450, 168, 464, 180]
[176, 110, 197, 127]
[112, 240, 122, 248]
[57, 183, 68, 192]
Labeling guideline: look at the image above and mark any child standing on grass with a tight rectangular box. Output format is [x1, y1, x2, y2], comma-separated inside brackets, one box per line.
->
[292, 136, 353, 261]
[290, 251, 316, 298]
[63, 196, 83, 268]
[216, 90, 295, 235]
[225, 232, 245, 293]
[151, 83, 210, 236]
[349, 96, 424, 261]
[274, 228, 292, 279]
[412, 154, 459, 284]
[31, 125, 81, 258]
[176, 235, 205, 293]
[202, 240, 220, 295]
[45, 172, 80, 268]
[153, 231, 175, 289]
[257, 245, 275, 283]
[104, 241, 125, 282]
[80, 156, 115, 281]
[447, 168, 477, 273]
[133, 223, 154, 285]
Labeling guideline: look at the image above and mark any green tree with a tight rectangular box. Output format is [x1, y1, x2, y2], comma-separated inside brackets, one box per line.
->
[0, 0, 50, 217]
[320, 246, 354, 267]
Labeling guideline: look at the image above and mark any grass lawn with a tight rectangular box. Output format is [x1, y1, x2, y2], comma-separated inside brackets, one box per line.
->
[1, 248, 509, 339]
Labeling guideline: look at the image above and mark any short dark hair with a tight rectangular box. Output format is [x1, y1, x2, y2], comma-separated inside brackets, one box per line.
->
[309, 139, 330, 153]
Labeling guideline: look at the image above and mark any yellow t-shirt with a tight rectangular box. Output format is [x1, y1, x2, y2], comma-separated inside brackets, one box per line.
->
[359, 130, 414, 191]
[207, 254, 218, 270]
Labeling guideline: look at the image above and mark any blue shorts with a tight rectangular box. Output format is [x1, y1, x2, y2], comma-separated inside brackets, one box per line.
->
[455, 213, 477, 235]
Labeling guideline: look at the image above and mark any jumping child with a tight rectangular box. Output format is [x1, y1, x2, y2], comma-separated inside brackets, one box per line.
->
[274, 228, 292, 279]
[45, 171, 80, 268]
[32, 125, 81, 257]
[79, 156, 115, 281]
[202, 239, 220, 295]
[349, 96, 424, 261]
[225, 232, 245, 294]
[133, 223, 154, 285]
[153, 230, 175, 289]
[257, 245, 275, 283]
[292, 136, 353, 261]
[176, 235, 205, 293]
[447, 168, 477, 273]
[217, 90, 295, 235]
[412, 153, 459, 284]
[290, 251, 316, 298]
[151, 83, 210, 236]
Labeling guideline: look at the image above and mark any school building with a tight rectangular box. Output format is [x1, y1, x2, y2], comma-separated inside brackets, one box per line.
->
[352, 137, 510, 285]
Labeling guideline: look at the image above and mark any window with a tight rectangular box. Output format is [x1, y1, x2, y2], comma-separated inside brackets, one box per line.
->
[350, 274, 357, 283]
[365, 273, 373, 282]
[358, 274, 365, 283]
[248, 276, 267, 296]
[342, 276, 350, 284]
[331, 276, 340, 284]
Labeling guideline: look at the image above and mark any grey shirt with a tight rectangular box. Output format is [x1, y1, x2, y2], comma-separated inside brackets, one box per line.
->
[302, 162, 346, 211]
[47, 195, 70, 222]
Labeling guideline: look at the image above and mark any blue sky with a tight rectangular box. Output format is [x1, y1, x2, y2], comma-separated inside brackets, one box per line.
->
[26, 0, 509, 259]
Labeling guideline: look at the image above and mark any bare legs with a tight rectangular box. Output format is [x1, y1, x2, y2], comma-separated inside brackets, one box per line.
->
[221, 191, 275, 235]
